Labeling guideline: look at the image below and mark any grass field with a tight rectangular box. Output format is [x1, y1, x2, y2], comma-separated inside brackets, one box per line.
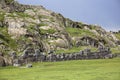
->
[0, 58, 120, 80]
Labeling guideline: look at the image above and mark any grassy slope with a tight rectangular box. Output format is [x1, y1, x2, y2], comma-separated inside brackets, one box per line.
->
[56, 46, 98, 54]
[0, 58, 120, 80]
[111, 47, 120, 54]
[65, 27, 97, 38]
[115, 33, 120, 40]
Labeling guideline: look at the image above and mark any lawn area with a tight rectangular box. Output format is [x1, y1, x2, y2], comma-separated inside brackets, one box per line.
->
[0, 58, 120, 80]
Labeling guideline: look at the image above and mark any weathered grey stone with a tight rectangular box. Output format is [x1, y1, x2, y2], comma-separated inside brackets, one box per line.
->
[26, 64, 32, 68]
[21, 49, 28, 59]
[13, 63, 21, 67]
[0, 52, 3, 56]
[9, 51, 17, 59]
[4, 56, 13, 66]
[0, 56, 6, 67]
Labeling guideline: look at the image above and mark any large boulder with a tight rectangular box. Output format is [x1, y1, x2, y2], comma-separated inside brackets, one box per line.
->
[4, 17, 27, 38]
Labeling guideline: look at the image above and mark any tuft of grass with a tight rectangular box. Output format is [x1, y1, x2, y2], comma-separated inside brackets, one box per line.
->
[0, 58, 120, 80]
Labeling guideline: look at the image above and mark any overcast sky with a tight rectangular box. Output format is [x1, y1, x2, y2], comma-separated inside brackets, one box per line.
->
[17, 0, 120, 31]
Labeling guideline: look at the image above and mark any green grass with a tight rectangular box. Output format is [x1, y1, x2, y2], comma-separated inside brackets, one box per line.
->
[56, 46, 97, 54]
[0, 58, 120, 80]
[65, 27, 97, 38]
[38, 23, 48, 26]
[0, 12, 5, 22]
[0, 27, 17, 51]
[111, 47, 120, 54]
[115, 33, 120, 40]
[39, 15, 50, 19]
[40, 28, 56, 34]
[7, 12, 35, 19]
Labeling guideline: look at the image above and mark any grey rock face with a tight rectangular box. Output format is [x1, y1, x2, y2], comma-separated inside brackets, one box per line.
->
[0, 56, 6, 67]
[0, 52, 3, 56]
[14, 47, 115, 64]
[9, 51, 17, 59]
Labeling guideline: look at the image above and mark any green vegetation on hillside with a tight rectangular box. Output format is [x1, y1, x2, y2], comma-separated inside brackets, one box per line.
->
[0, 27, 17, 51]
[0, 58, 120, 80]
[0, 12, 5, 22]
[65, 27, 96, 38]
[39, 15, 50, 19]
[111, 46, 120, 54]
[38, 23, 48, 26]
[115, 33, 120, 40]
[40, 29, 56, 34]
[7, 12, 34, 19]
[56, 46, 97, 54]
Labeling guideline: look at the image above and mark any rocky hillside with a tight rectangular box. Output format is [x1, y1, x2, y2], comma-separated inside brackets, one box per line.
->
[0, 0, 120, 55]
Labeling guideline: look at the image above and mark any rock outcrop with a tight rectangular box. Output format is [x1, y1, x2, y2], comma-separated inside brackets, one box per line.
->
[0, 56, 6, 67]
[0, 0, 120, 65]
